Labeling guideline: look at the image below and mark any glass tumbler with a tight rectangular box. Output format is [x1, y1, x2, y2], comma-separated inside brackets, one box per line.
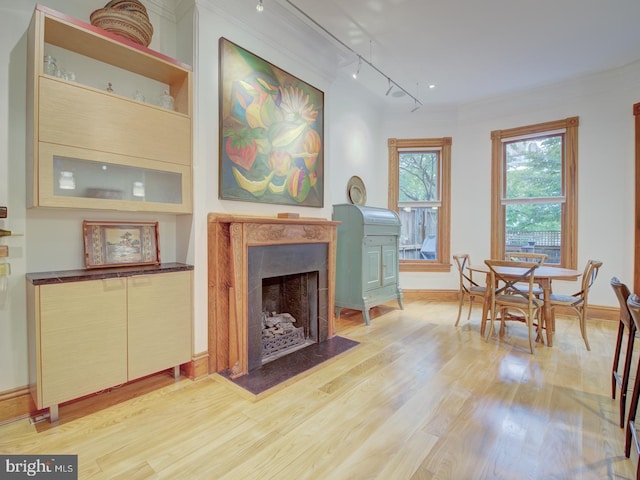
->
[43, 55, 57, 76]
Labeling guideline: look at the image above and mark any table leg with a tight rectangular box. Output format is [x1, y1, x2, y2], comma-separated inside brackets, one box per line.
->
[480, 296, 489, 336]
[480, 276, 492, 337]
[542, 279, 553, 347]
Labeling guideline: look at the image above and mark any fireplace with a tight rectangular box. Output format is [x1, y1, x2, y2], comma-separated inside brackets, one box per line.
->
[247, 243, 329, 371]
[208, 214, 339, 378]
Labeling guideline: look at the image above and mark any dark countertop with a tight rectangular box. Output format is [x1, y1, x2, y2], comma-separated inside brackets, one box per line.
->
[26, 262, 193, 285]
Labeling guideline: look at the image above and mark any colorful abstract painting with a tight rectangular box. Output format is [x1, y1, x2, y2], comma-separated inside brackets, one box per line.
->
[219, 38, 324, 207]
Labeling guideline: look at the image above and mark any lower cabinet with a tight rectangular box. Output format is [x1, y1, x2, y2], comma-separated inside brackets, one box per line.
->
[27, 267, 192, 422]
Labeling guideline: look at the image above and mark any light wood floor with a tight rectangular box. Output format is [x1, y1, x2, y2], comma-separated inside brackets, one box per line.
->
[0, 300, 636, 479]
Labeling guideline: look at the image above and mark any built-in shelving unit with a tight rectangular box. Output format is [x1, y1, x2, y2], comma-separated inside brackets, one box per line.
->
[26, 4, 193, 213]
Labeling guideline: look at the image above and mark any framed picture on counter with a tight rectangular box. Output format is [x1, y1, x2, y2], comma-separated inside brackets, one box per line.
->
[83, 220, 160, 268]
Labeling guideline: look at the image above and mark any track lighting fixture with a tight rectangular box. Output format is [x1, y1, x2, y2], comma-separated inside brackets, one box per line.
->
[385, 78, 393, 96]
[256, 0, 263, 13]
[352, 56, 362, 79]
[280, 0, 424, 110]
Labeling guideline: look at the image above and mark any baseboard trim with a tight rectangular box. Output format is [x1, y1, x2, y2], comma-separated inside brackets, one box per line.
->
[0, 386, 33, 426]
[182, 351, 210, 379]
[400, 289, 617, 321]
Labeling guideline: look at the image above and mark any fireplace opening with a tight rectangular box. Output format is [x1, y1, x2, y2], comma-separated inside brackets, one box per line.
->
[261, 272, 318, 364]
[248, 243, 329, 372]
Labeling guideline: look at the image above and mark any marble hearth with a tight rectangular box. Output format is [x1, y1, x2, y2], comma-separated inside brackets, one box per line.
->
[207, 214, 339, 378]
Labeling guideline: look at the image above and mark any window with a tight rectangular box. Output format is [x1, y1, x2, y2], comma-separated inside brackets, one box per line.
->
[491, 117, 578, 268]
[388, 137, 451, 272]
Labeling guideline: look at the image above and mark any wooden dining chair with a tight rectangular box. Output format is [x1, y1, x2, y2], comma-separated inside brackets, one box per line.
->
[546, 259, 603, 351]
[504, 252, 548, 264]
[505, 252, 548, 297]
[624, 294, 640, 474]
[611, 277, 636, 428]
[452, 254, 487, 326]
[484, 259, 542, 354]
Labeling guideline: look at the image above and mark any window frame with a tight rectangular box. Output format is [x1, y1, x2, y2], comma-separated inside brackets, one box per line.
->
[388, 137, 451, 272]
[490, 117, 578, 269]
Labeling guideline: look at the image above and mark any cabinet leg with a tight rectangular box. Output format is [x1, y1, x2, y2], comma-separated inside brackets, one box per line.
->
[363, 309, 371, 326]
[334, 307, 342, 319]
[397, 294, 404, 310]
[173, 365, 181, 379]
[49, 404, 59, 423]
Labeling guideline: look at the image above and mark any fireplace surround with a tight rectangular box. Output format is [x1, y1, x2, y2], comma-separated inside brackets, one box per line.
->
[208, 214, 339, 378]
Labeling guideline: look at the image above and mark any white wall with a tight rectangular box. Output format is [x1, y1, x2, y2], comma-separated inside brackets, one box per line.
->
[381, 62, 640, 307]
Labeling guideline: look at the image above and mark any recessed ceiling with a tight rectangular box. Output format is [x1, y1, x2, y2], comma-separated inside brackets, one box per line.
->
[278, 0, 640, 108]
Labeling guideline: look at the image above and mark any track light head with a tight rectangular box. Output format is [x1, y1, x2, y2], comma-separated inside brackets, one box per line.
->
[352, 57, 362, 79]
[410, 99, 420, 113]
[256, 0, 264, 12]
[385, 78, 393, 96]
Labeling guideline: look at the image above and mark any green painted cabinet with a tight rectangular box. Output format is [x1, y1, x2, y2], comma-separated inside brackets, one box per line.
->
[332, 204, 403, 325]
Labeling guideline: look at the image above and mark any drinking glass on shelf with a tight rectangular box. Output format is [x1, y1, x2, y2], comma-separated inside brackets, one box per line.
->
[43, 55, 57, 76]
[160, 90, 174, 110]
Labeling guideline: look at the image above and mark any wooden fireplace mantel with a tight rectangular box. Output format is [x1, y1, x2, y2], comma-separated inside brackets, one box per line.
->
[207, 213, 339, 377]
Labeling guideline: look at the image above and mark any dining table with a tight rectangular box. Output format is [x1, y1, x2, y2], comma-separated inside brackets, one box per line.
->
[468, 262, 581, 346]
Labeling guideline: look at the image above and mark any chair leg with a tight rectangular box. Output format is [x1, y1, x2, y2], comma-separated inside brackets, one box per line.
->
[613, 321, 625, 399]
[455, 293, 465, 326]
[620, 329, 636, 428]
[466, 297, 473, 320]
[625, 355, 640, 457]
[499, 307, 507, 336]
[579, 311, 590, 351]
[527, 312, 535, 354]
[485, 306, 496, 342]
[480, 299, 489, 337]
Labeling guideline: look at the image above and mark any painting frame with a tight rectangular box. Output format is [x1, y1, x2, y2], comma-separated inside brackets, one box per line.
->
[218, 37, 324, 207]
[83, 220, 160, 269]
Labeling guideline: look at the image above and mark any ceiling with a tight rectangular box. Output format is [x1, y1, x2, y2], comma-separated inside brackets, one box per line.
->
[276, 0, 640, 109]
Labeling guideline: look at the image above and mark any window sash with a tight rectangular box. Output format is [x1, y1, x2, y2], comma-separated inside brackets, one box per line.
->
[398, 151, 441, 203]
[501, 196, 565, 205]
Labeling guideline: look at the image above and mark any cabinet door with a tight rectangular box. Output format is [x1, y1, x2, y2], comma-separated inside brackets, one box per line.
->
[363, 245, 382, 291]
[38, 279, 127, 408]
[37, 142, 192, 213]
[382, 244, 398, 286]
[127, 271, 192, 380]
[39, 78, 191, 166]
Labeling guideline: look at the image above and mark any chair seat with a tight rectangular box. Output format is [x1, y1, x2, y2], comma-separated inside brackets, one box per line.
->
[469, 286, 486, 294]
[547, 293, 582, 305]
[512, 285, 543, 296]
[496, 293, 543, 308]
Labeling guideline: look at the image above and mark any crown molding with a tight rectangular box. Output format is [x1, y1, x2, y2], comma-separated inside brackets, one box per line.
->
[144, 0, 178, 22]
